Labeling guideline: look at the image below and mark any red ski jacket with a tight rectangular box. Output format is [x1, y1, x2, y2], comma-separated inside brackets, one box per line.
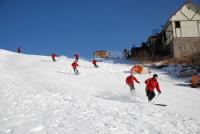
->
[72, 61, 79, 69]
[126, 75, 140, 85]
[92, 60, 97, 65]
[51, 53, 57, 58]
[145, 78, 161, 93]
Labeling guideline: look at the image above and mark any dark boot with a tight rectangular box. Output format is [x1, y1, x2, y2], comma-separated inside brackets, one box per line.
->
[129, 85, 135, 94]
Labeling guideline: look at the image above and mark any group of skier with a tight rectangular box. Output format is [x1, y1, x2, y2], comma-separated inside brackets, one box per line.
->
[50, 51, 161, 102]
[18, 47, 160, 102]
[70, 52, 162, 102]
[50, 52, 99, 75]
[126, 73, 161, 102]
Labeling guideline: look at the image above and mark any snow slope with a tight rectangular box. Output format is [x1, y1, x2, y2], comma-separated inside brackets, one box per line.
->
[0, 49, 200, 134]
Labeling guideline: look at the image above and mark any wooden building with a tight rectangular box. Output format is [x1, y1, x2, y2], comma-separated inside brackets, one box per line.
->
[160, 1, 200, 59]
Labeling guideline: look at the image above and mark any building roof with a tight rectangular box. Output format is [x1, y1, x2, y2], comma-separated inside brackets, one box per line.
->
[168, 1, 200, 20]
[160, 1, 200, 34]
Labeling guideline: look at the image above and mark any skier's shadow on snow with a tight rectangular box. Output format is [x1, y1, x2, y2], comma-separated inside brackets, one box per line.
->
[94, 96, 140, 103]
[94, 91, 142, 104]
[174, 83, 190, 87]
[56, 71, 76, 76]
[40, 60, 52, 63]
[80, 66, 94, 69]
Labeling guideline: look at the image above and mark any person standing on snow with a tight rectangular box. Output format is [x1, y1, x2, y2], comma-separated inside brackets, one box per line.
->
[72, 60, 79, 75]
[126, 74, 140, 93]
[51, 53, 57, 62]
[17, 46, 21, 53]
[74, 53, 79, 61]
[92, 59, 99, 68]
[145, 74, 161, 102]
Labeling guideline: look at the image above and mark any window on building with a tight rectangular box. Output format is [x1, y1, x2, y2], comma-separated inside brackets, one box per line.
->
[175, 21, 181, 28]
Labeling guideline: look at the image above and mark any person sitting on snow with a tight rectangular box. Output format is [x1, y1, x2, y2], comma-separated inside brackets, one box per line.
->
[126, 73, 140, 93]
[145, 74, 161, 102]
[71, 60, 79, 75]
[51, 53, 57, 62]
[92, 59, 99, 68]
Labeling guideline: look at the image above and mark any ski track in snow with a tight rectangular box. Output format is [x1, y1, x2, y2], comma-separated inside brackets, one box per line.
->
[0, 49, 200, 134]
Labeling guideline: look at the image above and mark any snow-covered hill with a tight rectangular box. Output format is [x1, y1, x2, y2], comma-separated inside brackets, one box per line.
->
[0, 49, 200, 134]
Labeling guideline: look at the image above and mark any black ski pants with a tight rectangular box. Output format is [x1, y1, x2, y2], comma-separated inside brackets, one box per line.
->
[146, 90, 155, 101]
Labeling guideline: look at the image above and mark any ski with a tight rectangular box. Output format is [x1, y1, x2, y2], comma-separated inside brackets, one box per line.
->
[154, 104, 167, 107]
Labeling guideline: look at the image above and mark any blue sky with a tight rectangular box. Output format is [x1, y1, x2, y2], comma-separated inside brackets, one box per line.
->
[0, 0, 200, 58]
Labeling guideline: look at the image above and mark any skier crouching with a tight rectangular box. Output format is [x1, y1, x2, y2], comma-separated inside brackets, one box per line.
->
[72, 60, 79, 75]
[145, 74, 161, 102]
[126, 74, 140, 93]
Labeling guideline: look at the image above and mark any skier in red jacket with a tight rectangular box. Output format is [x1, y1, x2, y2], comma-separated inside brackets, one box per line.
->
[74, 53, 79, 61]
[92, 59, 99, 68]
[72, 60, 79, 75]
[145, 74, 161, 101]
[126, 74, 140, 93]
[51, 53, 57, 62]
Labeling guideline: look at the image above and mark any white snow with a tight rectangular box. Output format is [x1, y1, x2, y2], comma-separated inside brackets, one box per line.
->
[0, 49, 200, 134]
[30, 126, 45, 132]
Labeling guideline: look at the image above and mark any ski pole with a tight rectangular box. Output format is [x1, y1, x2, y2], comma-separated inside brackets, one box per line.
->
[152, 94, 160, 103]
